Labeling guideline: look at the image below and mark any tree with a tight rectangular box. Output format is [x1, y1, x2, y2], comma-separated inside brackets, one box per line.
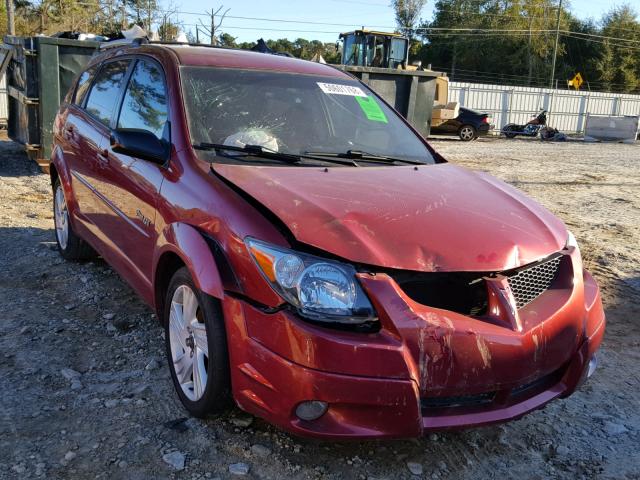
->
[391, 0, 427, 39]
[157, 18, 179, 41]
[418, 0, 567, 86]
[595, 5, 640, 92]
[218, 32, 237, 47]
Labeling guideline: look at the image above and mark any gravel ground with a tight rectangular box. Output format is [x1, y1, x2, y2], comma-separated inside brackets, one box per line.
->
[0, 132, 638, 480]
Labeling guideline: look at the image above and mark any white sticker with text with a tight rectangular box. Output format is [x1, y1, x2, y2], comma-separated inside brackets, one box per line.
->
[317, 82, 367, 97]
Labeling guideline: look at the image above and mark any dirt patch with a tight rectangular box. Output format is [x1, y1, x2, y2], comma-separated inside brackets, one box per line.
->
[0, 132, 638, 479]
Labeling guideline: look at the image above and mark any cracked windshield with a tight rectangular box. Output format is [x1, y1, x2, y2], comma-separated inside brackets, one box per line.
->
[180, 67, 435, 164]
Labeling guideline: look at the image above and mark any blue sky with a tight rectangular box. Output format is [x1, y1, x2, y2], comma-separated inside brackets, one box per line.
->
[170, 0, 636, 43]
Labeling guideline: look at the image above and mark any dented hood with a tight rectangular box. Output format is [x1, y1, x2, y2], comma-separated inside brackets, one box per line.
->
[214, 163, 567, 272]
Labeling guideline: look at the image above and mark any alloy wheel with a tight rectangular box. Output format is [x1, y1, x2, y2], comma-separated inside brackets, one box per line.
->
[54, 186, 69, 250]
[460, 126, 475, 141]
[168, 285, 209, 401]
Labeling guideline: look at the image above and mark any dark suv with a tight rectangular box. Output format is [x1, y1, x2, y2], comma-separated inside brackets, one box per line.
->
[50, 41, 605, 439]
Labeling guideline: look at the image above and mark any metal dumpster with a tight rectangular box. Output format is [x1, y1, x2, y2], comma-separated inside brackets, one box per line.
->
[1, 36, 99, 169]
[336, 65, 445, 138]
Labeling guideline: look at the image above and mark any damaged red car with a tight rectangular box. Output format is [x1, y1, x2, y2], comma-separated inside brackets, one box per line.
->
[50, 41, 605, 439]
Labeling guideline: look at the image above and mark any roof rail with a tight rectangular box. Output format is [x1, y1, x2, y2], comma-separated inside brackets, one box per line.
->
[98, 37, 148, 50]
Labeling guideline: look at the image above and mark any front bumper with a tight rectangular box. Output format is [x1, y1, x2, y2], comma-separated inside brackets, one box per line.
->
[223, 254, 605, 439]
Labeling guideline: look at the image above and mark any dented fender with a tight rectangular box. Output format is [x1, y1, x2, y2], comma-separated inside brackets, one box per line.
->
[155, 222, 225, 300]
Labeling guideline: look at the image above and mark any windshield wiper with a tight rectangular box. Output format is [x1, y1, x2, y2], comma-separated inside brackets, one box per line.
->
[304, 149, 424, 165]
[193, 142, 302, 164]
[194, 142, 358, 166]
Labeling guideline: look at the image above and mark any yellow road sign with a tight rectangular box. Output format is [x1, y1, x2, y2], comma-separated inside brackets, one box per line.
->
[568, 72, 583, 90]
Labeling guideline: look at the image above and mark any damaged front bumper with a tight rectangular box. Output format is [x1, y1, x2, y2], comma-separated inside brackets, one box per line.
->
[223, 249, 605, 439]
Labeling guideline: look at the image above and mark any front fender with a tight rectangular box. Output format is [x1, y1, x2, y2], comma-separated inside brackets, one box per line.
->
[155, 222, 225, 300]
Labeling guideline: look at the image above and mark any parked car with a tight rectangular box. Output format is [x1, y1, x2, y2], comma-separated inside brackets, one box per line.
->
[431, 107, 493, 141]
[50, 41, 605, 439]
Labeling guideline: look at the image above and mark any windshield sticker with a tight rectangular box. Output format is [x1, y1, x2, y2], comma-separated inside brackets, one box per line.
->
[355, 96, 388, 123]
[317, 82, 367, 97]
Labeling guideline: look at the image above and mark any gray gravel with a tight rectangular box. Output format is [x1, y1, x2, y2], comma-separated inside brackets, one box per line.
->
[0, 132, 639, 479]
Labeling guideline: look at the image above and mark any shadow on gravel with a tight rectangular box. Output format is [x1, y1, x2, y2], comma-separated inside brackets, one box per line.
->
[0, 139, 43, 178]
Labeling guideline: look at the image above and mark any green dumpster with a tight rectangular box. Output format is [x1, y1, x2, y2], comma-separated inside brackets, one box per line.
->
[1, 36, 100, 169]
[335, 65, 444, 138]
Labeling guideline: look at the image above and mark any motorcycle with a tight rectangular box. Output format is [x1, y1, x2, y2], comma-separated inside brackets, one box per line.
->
[502, 110, 547, 138]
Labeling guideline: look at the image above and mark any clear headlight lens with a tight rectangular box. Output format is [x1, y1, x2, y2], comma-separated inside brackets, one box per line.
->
[246, 238, 377, 324]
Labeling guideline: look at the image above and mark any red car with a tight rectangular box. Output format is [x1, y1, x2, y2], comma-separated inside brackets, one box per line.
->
[50, 40, 605, 439]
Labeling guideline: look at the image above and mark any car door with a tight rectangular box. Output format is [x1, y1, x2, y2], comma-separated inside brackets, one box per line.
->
[440, 110, 463, 134]
[70, 60, 131, 237]
[98, 57, 169, 290]
[62, 64, 108, 224]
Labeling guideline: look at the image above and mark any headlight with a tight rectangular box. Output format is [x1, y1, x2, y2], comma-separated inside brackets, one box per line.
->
[245, 238, 377, 324]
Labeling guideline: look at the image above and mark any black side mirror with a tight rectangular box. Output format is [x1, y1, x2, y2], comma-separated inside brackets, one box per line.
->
[110, 128, 169, 164]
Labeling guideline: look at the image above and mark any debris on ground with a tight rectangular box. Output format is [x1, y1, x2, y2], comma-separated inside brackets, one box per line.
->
[0, 133, 638, 479]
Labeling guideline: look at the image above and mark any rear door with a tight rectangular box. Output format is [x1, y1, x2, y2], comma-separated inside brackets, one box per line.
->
[61, 65, 103, 223]
[70, 60, 131, 234]
[99, 57, 169, 289]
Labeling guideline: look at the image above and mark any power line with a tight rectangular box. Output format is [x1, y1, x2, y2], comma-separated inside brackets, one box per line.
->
[564, 29, 640, 45]
[181, 23, 343, 35]
[561, 32, 640, 51]
[60, 1, 640, 48]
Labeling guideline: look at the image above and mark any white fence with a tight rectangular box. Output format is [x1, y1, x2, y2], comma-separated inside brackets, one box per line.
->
[448, 81, 640, 134]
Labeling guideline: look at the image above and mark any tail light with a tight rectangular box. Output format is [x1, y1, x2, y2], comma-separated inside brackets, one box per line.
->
[482, 116, 489, 124]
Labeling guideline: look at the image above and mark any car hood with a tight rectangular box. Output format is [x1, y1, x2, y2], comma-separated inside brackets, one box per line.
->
[213, 163, 567, 272]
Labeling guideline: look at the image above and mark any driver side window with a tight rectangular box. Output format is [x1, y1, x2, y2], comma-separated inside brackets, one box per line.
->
[117, 59, 168, 140]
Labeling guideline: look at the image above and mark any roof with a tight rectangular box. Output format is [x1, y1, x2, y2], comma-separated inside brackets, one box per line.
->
[339, 30, 407, 39]
[161, 44, 350, 77]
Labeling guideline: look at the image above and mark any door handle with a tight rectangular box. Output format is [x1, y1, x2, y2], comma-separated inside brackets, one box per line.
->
[63, 125, 74, 139]
[97, 149, 110, 164]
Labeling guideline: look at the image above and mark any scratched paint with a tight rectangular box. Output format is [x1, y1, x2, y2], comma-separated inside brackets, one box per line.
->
[475, 336, 492, 368]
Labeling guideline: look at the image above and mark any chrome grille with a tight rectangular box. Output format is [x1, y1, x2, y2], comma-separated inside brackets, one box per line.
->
[507, 256, 562, 308]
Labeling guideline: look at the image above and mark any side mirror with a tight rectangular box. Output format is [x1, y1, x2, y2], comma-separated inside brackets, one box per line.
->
[110, 128, 169, 164]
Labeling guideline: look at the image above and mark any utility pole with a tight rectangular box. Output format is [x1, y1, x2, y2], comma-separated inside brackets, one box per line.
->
[198, 6, 228, 46]
[121, 0, 127, 29]
[5, 0, 15, 36]
[210, 8, 215, 45]
[195, 25, 200, 43]
[549, 0, 562, 89]
[147, 0, 152, 33]
[527, 13, 533, 86]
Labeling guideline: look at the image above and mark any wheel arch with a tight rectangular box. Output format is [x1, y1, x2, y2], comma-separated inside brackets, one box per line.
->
[50, 145, 70, 189]
[49, 145, 83, 225]
[49, 162, 59, 187]
[153, 222, 226, 320]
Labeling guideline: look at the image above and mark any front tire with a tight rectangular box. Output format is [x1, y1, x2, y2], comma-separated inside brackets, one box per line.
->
[458, 125, 477, 141]
[53, 179, 96, 261]
[164, 267, 231, 417]
[502, 124, 518, 139]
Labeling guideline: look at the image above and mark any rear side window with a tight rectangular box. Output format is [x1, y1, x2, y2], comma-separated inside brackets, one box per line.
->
[85, 60, 130, 127]
[73, 66, 97, 106]
[117, 60, 168, 140]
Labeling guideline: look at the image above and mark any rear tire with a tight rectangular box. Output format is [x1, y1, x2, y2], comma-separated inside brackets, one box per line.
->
[164, 267, 231, 418]
[53, 179, 96, 261]
[458, 125, 477, 141]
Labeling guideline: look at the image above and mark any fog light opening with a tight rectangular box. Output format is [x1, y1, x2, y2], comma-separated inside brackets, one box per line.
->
[295, 401, 328, 421]
[587, 353, 598, 378]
